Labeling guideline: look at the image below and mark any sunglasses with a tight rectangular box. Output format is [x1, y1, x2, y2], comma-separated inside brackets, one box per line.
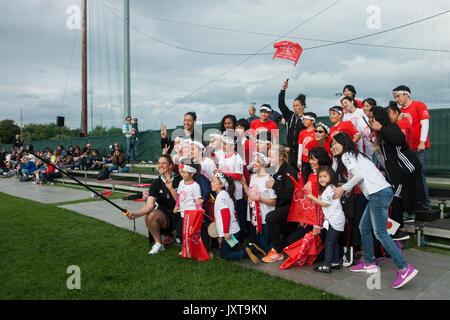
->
[314, 130, 325, 134]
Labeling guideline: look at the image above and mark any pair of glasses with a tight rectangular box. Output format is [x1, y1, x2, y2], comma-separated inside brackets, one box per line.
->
[314, 130, 325, 133]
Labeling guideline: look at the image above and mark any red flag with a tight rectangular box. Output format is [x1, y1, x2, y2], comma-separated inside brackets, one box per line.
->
[181, 210, 210, 261]
[286, 173, 324, 227]
[278, 232, 323, 269]
[273, 41, 303, 66]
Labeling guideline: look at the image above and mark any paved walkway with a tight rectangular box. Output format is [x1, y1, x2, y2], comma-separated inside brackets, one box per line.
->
[1, 178, 449, 300]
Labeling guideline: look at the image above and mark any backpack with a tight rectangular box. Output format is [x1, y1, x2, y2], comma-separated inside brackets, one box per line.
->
[97, 167, 110, 180]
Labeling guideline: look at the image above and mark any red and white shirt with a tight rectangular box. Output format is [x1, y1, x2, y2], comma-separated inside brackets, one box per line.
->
[218, 151, 244, 200]
[329, 121, 359, 140]
[249, 119, 279, 138]
[246, 174, 277, 226]
[214, 190, 240, 237]
[397, 117, 414, 149]
[297, 128, 316, 164]
[400, 100, 430, 150]
[176, 180, 202, 218]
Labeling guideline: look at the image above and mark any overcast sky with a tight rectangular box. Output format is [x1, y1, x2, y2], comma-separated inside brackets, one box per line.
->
[0, 0, 449, 131]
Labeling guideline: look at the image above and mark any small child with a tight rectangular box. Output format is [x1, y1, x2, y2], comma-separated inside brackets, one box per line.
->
[211, 172, 258, 264]
[306, 166, 345, 273]
[241, 152, 276, 255]
[173, 161, 204, 250]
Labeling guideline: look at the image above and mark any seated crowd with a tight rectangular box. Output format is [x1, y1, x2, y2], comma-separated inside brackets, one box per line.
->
[126, 81, 429, 289]
[0, 142, 129, 184]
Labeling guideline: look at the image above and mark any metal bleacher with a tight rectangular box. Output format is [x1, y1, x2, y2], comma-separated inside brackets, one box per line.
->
[54, 163, 159, 193]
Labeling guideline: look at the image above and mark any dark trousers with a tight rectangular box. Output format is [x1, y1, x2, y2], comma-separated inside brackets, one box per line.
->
[352, 193, 368, 249]
[324, 224, 342, 267]
[266, 205, 293, 253]
[220, 231, 245, 261]
[390, 196, 404, 229]
[235, 198, 249, 240]
[250, 224, 271, 253]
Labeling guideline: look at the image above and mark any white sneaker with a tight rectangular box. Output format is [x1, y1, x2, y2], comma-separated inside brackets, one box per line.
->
[343, 246, 354, 267]
[148, 242, 165, 255]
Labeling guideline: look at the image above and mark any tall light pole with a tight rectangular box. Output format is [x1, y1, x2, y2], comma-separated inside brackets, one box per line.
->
[123, 0, 131, 118]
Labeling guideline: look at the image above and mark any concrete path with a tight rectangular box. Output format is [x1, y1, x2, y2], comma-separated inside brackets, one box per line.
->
[2, 179, 450, 300]
[59, 199, 149, 236]
[0, 177, 92, 203]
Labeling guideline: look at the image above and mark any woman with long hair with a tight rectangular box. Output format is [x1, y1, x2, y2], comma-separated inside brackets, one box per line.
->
[331, 132, 418, 289]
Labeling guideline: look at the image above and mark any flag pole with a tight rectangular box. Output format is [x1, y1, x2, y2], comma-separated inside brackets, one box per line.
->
[286, 65, 296, 82]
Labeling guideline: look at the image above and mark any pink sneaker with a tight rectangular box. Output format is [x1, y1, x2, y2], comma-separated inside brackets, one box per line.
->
[349, 261, 379, 273]
[392, 264, 418, 289]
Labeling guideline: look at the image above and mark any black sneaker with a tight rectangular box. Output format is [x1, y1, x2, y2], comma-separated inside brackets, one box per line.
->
[391, 230, 410, 241]
[331, 263, 341, 270]
[314, 265, 331, 273]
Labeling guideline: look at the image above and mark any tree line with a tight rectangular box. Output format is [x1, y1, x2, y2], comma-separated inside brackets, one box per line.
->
[0, 119, 122, 144]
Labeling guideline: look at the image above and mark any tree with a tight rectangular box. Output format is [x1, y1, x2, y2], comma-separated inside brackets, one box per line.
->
[0, 119, 20, 144]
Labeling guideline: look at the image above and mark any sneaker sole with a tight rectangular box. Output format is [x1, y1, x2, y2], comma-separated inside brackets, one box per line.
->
[349, 267, 379, 274]
[262, 255, 284, 263]
[392, 235, 410, 241]
[393, 269, 418, 289]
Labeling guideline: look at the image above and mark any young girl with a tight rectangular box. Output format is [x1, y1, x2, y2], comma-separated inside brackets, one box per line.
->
[306, 166, 345, 273]
[297, 112, 317, 182]
[241, 152, 277, 254]
[173, 160, 204, 249]
[217, 130, 247, 241]
[211, 172, 259, 264]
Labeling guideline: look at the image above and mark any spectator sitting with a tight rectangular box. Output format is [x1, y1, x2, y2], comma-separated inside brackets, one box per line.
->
[109, 148, 129, 173]
[88, 149, 104, 170]
[61, 152, 74, 170]
[18, 155, 37, 177]
[79, 143, 92, 170]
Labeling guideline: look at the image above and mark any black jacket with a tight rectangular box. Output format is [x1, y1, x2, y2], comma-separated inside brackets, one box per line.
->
[378, 123, 421, 185]
[271, 161, 298, 208]
[278, 90, 305, 156]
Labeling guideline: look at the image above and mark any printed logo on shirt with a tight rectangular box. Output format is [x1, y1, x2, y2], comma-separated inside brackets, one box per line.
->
[422, 110, 429, 118]
[159, 190, 164, 194]
[179, 190, 187, 202]
[404, 113, 413, 125]
[276, 175, 282, 181]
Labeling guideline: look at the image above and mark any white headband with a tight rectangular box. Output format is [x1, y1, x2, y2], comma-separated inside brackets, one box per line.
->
[254, 138, 271, 144]
[209, 133, 222, 140]
[215, 172, 229, 190]
[252, 152, 269, 165]
[392, 90, 410, 97]
[329, 107, 343, 114]
[190, 140, 205, 151]
[315, 122, 330, 134]
[260, 106, 272, 113]
[179, 163, 197, 173]
[303, 115, 316, 121]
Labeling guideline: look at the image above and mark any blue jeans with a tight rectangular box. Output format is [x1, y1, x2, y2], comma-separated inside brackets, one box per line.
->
[359, 187, 408, 269]
[414, 149, 430, 209]
[126, 137, 138, 162]
[220, 231, 245, 261]
[323, 224, 341, 268]
[109, 166, 129, 173]
[251, 224, 271, 253]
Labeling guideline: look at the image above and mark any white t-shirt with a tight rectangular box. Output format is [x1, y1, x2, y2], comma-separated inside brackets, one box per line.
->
[176, 180, 202, 218]
[200, 157, 217, 181]
[319, 185, 346, 232]
[214, 190, 240, 237]
[341, 152, 391, 198]
[218, 152, 244, 200]
[356, 115, 374, 159]
[343, 108, 365, 127]
[246, 174, 277, 226]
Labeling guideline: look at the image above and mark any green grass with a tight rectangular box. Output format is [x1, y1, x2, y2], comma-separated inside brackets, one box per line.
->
[0, 192, 344, 300]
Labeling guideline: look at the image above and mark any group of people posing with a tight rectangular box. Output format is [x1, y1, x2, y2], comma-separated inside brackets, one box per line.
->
[126, 81, 431, 289]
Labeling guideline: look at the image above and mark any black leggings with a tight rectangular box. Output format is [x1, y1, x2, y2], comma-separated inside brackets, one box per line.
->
[266, 205, 296, 253]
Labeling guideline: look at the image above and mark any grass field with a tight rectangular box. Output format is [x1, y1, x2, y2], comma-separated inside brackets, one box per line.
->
[0, 192, 344, 300]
